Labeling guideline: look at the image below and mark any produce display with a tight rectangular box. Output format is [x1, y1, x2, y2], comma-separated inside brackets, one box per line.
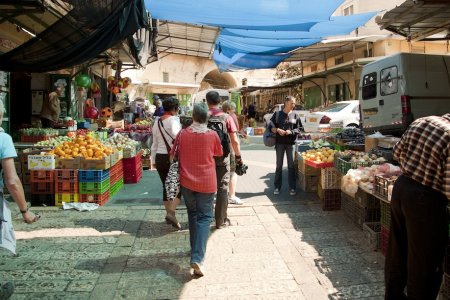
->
[341, 163, 401, 196]
[308, 139, 332, 149]
[135, 119, 153, 127]
[346, 152, 386, 164]
[34, 136, 73, 148]
[335, 127, 364, 142]
[301, 147, 337, 163]
[21, 128, 59, 137]
[47, 135, 114, 159]
[104, 134, 140, 151]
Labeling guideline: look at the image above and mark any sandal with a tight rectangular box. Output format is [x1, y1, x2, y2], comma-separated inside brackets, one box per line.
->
[165, 215, 181, 230]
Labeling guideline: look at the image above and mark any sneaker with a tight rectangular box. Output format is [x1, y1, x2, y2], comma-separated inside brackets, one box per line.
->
[191, 262, 205, 276]
[289, 189, 296, 196]
[273, 188, 280, 195]
[229, 196, 243, 205]
[0, 281, 14, 300]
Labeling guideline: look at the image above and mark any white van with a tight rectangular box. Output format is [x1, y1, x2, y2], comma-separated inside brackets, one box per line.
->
[359, 53, 450, 135]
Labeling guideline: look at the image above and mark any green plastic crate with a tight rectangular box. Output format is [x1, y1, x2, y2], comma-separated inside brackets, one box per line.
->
[79, 178, 110, 195]
[110, 179, 124, 197]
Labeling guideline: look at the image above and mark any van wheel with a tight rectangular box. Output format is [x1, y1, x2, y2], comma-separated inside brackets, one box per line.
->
[346, 123, 359, 128]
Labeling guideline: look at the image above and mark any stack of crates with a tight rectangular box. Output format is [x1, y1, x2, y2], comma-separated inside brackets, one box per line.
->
[79, 169, 110, 205]
[342, 188, 381, 230]
[110, 159, 124, 198]
[54, 170, 78, 206]
[123, 152, 143, 184]
[297, 155, 320, 193]
[380, 199, 391, 256]
[30, 170, 54, 206]
[318, 167, 341, 211]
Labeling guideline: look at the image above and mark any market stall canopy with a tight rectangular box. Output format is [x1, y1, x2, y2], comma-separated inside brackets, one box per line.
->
[0, 0, 153, 72]
[145, 0, 377, 71]
[376, 0, 450, 41]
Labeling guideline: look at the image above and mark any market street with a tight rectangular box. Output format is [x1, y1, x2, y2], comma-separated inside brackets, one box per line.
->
[1, 142, 385, 299]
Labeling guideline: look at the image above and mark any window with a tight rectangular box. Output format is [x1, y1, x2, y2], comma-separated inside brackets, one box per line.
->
[343, 5, 354, 16]
[364, 49, 373, 58]
[335, 56, 344, 65]
[380, 66, 398, 96]
[310, 64, 317, 72]
[321, 102, 349, 112]
[163, 72, 169, 82]
[362, 72, 377, 100]
[352, 105, 359, 114]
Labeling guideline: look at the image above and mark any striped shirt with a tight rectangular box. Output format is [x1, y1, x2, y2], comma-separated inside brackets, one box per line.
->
[393, 114, 450, 200]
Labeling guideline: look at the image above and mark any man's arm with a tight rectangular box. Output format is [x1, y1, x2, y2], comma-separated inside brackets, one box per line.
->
[229, 131, 241, 157]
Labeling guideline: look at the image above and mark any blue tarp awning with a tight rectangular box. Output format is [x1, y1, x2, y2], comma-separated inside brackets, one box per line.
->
[145, 0, 377, 71]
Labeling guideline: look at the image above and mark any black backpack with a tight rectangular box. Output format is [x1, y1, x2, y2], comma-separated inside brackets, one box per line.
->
[207, 113, 231, 157]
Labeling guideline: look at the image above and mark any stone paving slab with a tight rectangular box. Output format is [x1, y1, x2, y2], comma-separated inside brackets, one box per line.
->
[1, 145, 388, 299]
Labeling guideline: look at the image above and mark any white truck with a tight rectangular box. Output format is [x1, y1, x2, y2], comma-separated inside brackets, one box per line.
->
[359, 53, 450, 135]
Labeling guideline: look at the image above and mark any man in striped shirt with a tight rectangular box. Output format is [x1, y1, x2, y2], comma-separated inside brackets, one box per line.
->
[385, 113, 450, 300]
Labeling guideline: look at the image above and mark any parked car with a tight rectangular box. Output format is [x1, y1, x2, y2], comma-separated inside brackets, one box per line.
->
[303, 100, 360, 133]
[263, 104, 308, 127]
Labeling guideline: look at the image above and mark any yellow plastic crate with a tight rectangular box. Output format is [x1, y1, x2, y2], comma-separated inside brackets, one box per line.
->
[55, 193, 79, 206]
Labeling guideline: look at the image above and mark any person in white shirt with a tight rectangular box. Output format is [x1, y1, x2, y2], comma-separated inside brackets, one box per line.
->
[151, 98, 182, 229]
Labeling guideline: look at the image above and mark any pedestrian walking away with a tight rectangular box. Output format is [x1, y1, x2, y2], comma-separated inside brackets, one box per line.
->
[384, 113, 450, 300]
[151, 97, 182, 229]
[267, 95, 303, 196]
[221, 100, 244, 205]
[173, 103, 223, 276]
[0, 100, 39, 300]
[206, 91, 245, 229]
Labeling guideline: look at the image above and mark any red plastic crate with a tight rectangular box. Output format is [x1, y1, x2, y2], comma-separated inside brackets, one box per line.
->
[30, 170, 54, 183]
[80, 191, 110, 205]
[31, 181, 54, 194]
[305, 160, 334, 169]
[124, 167, 142, 184]
[110, 172, 124, 185]
[110, 159, 123, 174]
[381, 225, 390, 256]
[55, 169, 78, 181]
[55, 180, 78, 194]
[122, 152, 142, 170]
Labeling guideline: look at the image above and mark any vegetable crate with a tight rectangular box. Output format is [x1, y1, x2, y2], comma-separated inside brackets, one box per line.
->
[31, 182, 54, 194]
[334, 156, 382, 175]
[78, 169, 110, 183]
[110, 179, 124, 197]
[55, 180, 78, 194]
[55, 193, 79, 206]
[363, 222, 381, 251]
[30, 170, 54, 183]
[320, 167, 341, 189]
[374, 174, 397, 201]
[380, 199, 391, 228]
[123, 153, 143, 184]
[79, 178, 110, 195]
[305, 160, 334, 169]
[55, 169, 78, 181]
[380, 225, 390, 256]
[110, 161, 124, 185]
[30, 194, 54, 206]
[355, 188, 378, 208]
[297, 157, 320, 176]
[341, 192, 380, 229]
[80, 191, 110, 206]
[298, 172, 319, 193]
[318, 183, 341, 211]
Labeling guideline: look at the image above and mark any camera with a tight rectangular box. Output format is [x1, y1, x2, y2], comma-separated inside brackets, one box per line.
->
[235, 163, 248, 176]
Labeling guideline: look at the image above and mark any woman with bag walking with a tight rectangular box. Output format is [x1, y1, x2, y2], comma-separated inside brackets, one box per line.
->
[172, 103, 222, 276]
[151, 97, 182, 229]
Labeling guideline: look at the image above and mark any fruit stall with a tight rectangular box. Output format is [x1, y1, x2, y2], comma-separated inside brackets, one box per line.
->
[16, 128, 145, 207]
[295, 127, 401, 255]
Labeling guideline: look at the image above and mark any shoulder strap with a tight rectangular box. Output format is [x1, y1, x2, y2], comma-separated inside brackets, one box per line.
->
[158, 119, 172, 153]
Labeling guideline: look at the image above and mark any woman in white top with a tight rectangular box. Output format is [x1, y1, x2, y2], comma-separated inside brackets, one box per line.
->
[151, 98, 182, 229]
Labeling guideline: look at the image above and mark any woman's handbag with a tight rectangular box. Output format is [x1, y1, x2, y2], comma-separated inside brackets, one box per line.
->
[263, 111, 280, 147]
[165, 131, 182, 201]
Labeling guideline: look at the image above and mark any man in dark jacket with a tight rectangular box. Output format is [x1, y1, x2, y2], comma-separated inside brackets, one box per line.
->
[267, 96, 303, 196]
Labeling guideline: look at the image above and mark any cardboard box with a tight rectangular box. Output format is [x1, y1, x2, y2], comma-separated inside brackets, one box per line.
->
[298, 157, 320, 176]
[80, 155, 111, 170]
[110, 150, 123, 167]
[298, 172, 319, 193]
[28, 155, 56, 170]
[56, 157, 81, 169]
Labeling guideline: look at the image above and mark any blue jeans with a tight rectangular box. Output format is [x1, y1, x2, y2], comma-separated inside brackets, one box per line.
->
[274, 143, 296, 190]
[181, 186, 215, 265]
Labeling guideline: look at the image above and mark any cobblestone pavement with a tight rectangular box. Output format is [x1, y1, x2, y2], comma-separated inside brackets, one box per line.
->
[1, 143, 385, 299]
